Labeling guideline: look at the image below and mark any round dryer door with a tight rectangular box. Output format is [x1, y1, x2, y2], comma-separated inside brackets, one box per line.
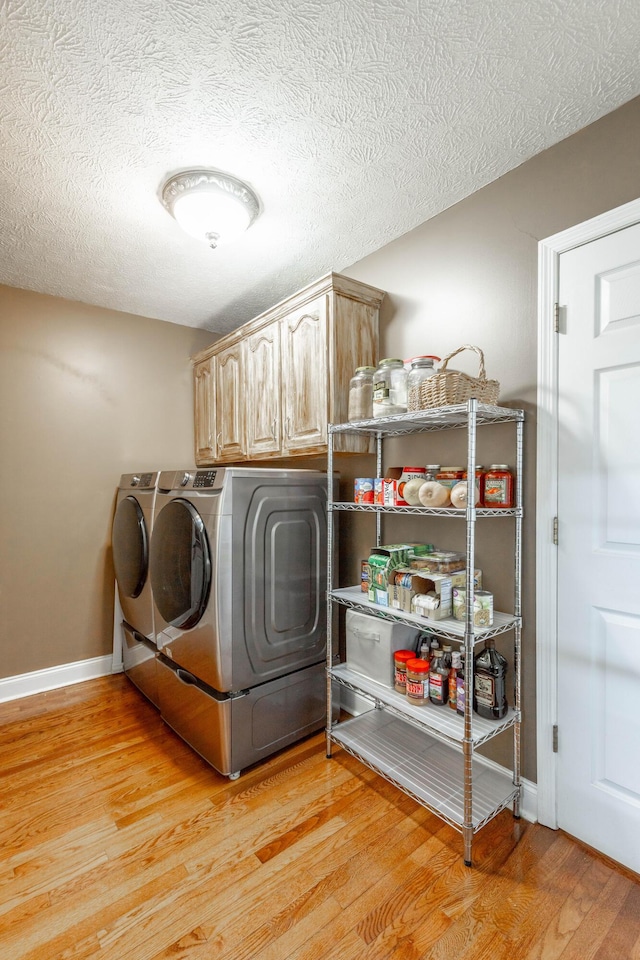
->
[150, 499, 212, 629]
[112, 496, 148, 599]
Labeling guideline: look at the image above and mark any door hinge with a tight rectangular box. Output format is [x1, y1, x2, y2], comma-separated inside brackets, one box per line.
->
[552, 724, 559, 753]
[553, 516, 558, 546]
[554, 302, 560, 333]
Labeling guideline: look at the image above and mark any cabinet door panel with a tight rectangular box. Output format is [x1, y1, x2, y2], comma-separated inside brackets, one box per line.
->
[246, 324, 281, 458]
[281, 297, 328, 454]
[194, 357, 216, 464]
[215, 343, 245, 462]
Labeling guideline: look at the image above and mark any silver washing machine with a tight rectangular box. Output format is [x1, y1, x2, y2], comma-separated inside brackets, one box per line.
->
[149, 466, 329, 778]
[112, 471, 160, 706]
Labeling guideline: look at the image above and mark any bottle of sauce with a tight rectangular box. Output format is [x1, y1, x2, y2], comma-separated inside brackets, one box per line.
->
[429, 638, 441, 666]
[483, 465, 514, 508]
[449, 652, 462, 710]
[473, 640, 508, 719]
[429, 650, 449, 706]
[456, 652, 466, 717]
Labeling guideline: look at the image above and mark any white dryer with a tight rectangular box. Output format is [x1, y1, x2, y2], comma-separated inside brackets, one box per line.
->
[112, 471, 160, 706]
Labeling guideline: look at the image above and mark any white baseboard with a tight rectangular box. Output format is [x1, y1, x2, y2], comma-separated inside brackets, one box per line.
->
[0, 655, 122, 704]
[474, 751, 538, 823]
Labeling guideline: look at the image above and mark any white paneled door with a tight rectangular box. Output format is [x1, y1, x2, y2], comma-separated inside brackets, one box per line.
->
[556, 221, 640, 874]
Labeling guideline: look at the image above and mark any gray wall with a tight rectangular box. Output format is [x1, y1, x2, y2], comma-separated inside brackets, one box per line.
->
[338, 95, 640, 781]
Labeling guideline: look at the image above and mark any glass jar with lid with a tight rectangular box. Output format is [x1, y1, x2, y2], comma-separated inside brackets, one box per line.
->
[372, 358, 407, 417]
[348, 366, 375, 421]
[407, 355, 440, 411]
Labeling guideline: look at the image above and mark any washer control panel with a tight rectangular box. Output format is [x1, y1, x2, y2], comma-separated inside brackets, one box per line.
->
[128, 472, 155, 489]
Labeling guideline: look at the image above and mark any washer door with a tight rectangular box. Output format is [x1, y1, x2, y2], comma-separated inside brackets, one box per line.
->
[112, 496, 148, 599]
[150, 499, 211, 629]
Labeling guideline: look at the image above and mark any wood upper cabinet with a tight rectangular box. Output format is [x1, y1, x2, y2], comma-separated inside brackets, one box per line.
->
[281, 297, 328, 455]
[192, 272, 384, 465]
[193, 356, 216, 463]
[214, 340, 245, 462]
[245, 321, 281, 458]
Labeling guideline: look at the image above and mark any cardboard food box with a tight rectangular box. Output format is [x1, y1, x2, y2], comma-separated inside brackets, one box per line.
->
[387, 567, 453, 620]
[380, 467, 403, 505]
[367, 543, 413, 605]
[448, 568, 483, 590]
[361, 560, 370, 592]
[367, 544, 437, 605]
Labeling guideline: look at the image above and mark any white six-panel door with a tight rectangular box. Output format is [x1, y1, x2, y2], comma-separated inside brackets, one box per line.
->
[537, 201, 640, 876]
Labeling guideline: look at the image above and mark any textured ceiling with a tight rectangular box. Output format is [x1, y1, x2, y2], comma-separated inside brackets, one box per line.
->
[0, 0, 639, 334]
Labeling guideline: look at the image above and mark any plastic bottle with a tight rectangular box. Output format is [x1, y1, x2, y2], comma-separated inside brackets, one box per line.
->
[406, 658, 430, 705]
[473, 640, 508, 719]
[394, 649, 417, 694]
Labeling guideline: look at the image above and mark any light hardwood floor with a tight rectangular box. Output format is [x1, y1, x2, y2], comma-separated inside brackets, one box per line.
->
[1, 674, 638, 960]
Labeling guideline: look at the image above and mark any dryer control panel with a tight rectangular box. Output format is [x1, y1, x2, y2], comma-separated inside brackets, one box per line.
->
[193, 470, 218, 488]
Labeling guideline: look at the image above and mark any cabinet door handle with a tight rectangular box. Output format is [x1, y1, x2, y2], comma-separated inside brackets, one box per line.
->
[272, 418, 277, 440]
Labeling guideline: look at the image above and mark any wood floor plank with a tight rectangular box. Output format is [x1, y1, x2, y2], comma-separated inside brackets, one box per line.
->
[554, 870, 633, 960]
[1, 674, 638, 960]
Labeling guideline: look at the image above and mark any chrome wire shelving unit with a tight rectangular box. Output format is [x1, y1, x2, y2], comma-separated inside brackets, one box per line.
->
[325, 399, 524, 866]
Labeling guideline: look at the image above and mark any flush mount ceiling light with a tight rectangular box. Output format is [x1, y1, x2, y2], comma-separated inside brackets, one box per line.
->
[160, 169, 260, 249]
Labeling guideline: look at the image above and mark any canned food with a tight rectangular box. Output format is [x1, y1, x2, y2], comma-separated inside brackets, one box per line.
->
[354, 478, 375, 504]
[452, 587, 494, 626]
[474, 590, 494, 626]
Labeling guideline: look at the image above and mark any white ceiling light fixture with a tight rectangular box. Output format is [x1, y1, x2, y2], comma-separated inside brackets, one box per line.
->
[160, 169, 260, 249]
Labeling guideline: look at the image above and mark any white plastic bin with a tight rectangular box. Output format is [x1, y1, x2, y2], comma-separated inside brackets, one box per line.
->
[345, 609, 422, 688]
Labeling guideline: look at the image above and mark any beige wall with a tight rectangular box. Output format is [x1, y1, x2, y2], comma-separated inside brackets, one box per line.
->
[0, 287, 212, 679]
[340, 95, 640, 780]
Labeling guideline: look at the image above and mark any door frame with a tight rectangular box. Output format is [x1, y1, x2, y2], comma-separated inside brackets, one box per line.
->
[536, 196, 640, 828]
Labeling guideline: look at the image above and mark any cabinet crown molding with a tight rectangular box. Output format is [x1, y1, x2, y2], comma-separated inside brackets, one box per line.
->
[191, 272, 385, 365]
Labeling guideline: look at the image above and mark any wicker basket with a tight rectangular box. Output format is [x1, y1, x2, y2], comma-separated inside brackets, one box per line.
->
[418, 344, 500, 408]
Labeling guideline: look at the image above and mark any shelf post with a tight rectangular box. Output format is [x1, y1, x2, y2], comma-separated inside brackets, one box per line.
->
[512, 415, 524, 816]
[463, 398, 478, 866]
[326, 424, 335, 758]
